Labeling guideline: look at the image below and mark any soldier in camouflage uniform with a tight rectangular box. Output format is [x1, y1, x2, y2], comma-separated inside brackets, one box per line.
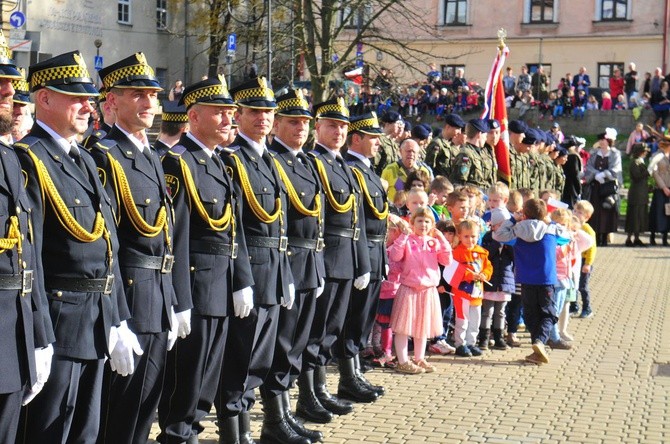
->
[482, 119, 501, 188]
[424, 113, 466, 178]
[507, 120, 530, 190]
[449, 118, 491, 190]
[372, 110, 403, 176]
[527, 129, 544, 194]
[553, 147, 568, 195]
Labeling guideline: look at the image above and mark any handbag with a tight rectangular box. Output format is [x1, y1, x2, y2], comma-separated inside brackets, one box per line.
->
[598, 179, 618, 198]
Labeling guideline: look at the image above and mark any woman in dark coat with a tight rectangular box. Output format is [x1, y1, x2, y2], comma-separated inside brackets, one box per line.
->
[584, 129, 623, 246]
[625, 143, 650, 246]
[561, 137, 583, 208]
[648, 136, 670, 245]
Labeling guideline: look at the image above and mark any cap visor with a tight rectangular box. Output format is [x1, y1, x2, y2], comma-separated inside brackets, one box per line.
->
[352, 128, 383, 136]
[188, 99, 237, 109]
[0, 66, 22, 79]
[13, 94, 30, 105]
[111, 79, 164, 90]
[237, 100, 277, 110]
[46, 83, 100, 97]
[316, 114, 349, 124]
[276, 109, 312, 119]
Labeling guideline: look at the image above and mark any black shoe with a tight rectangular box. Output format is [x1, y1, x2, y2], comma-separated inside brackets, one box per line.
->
[625, 238, 634, 247]
[260, 395, 310, 444]
[633, 239, 646, 247]
[569, 303, 580, 315]
[469, 345, 484, 356]
[314, 366, 354, 415]
[295, 370, 333, 424]
[476, 328, 490, 350]
[353, 355, 384, 396]
[337, 358, 378, 403]
[650, 234, 656, 245]
[455, 345, 472, 357]
[663, 233, 669, 246]
[239, 412, 256, 444]
[281, 391, 323, 443]
[218, 416, 240, 444]
[492, 329, 510, 350]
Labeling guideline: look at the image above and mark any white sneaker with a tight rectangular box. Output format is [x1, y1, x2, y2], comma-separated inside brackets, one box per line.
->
[560, 331, 574, 342]
[429, 339, 455, 355]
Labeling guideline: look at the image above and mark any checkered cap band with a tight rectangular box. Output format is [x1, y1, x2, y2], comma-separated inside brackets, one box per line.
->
[233, 86, 274, 103]
[183, 84, 233, 108]
[98, 89, 107, 102]
[162, 112, 189, 123]
[12, 76, 29, 94]
[315, 103, 349, 118]
[102, 64, 156, 89]
[30, 64, 93, 90]
[277, 97, 309, 113]
[349, 117, 379, 133]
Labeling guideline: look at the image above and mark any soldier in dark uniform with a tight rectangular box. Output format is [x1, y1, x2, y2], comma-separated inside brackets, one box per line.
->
[296, 98, 370, 422]
[264, 89, 326, 443]
[0, 32, 53, 444]
[157, 76, 254, 444]
[83, 88, 114, 149]
[337, 112, 388, 403]
[217, 77, 294, 444]
[16, 50, 131, 444]
[482, 119, 500, 187]
[424, 113, 465, 178]
[90, 53, 177, 444]
[371, 110, 403, 176]
[449, 118, 491, 190]
[9, 67, 31, 143]
[154, 102, 189, 158]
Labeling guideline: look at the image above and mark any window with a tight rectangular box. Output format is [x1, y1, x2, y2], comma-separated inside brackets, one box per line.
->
[441, 64, 465, 80]
[529, 0, 554, 23]
[598, 62, 624, 89]
[597, 0, 629, 21]
[443, 0, 467, 26]
[156, 0, 168, 30]
[118, 0, 131, 24]
[526, 63, 552, 79]
[339, 4, 372, 29]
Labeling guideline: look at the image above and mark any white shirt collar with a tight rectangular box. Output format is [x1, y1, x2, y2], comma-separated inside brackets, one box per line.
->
[238, 131, 266, 157]
[273, 136, 302, 157]
[318, 143, 341, 160]
[186, 132, 215, 158]
[114, 124, 148, 153]
[37, 120, 76, 155]
[347, 149, 370, 168]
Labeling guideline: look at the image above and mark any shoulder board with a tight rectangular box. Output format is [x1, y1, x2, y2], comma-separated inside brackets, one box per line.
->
[93, 139, 114, 151]
[167, 145, 187, 157]
[13, 135, 40, 151]
[307, 151, 319, 158]
[220, 146, 236, 154]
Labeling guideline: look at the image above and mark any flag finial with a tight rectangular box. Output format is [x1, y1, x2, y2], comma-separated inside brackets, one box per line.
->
[497, 28, 507, 49]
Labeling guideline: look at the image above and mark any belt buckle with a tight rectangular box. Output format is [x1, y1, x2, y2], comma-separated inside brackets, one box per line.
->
[279, 236, 288, 252]
[316, 238, 325, 252]
[231, 242, 239, 259]
[103, 274, 115, 295]
[161, 254, 175, 273]
[22, 270, 33, 294]
[353, 228, 361, 241]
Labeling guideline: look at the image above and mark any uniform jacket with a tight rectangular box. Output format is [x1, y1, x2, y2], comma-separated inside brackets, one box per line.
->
[450, 142, 489, 189]
[344, 152, 388, 281]
[16, 123, 128, 360]
[509, 148, 529, 190]
[308, 144, 370, 280]
[481, 143, 498, 188]
[222, 135, 293, 305]
[0, 142, 53, 393]
[154, 139, 171, 158]
[83, 122, 111, 150]
[162, 133, 253, 317]
[425, 136, 460, 179]
[90, 125, 176, 333]
[372, 134, 398, 177]
[270, 139, 325, 291]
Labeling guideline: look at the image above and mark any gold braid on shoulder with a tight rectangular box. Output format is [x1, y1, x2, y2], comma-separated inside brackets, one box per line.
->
[230, 154, 282, 223]
[26, 150, 105, 242]
[313, 157, 355, 214]
[273, 159, 321, 217]
[351, 167, 389, 220]
[107, 153, 169, 242]
[179, 157, 232, 232]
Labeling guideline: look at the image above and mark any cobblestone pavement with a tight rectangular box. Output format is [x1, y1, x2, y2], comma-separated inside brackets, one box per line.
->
[150, 233, 670, 443]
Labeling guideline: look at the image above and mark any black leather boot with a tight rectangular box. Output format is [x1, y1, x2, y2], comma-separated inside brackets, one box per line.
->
[337, 357, 378, 403]
[650, 232, 656, 245]
[218, 416, 240, 444]
[492, 329, 510, 350]
[282, 391, 323, 443]
[663, 232, 669, 246]
[295, 369, 333, 424]
[314, 366, 354, 415]
[477, 328, 490, 350]
[260, 395, 310, 444]
[353, 355, 384, 396]
[239, 412, 256, 444]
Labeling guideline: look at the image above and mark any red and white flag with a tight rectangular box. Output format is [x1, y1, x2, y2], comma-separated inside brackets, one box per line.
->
[344, 67, 363, 85]
[442, 260, 466, 289]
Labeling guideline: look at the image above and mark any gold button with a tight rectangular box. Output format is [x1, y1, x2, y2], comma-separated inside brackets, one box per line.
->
[22, 261, 27, 268]
[287, 160, 293, 165]
[127, 279, 133, 285]
[300, 192, 305, 196]
[126, 151, 133, 155]
[340, 189, 344, 193]
[56, 291, 63, 297]
[145, 198, 151, 204]
[213, 198, 218, 203]
[15, 206, 21, 214]
[74, 198, 81, 204]
[190, 266, 195, 271]
[199, 159, 206, 163]
[287, 251, 292, 256]
[375, 192, 379, 196]
[54, 155, 60, 161]
[21, 234, 24, 240]
[263, 187, 268, 192]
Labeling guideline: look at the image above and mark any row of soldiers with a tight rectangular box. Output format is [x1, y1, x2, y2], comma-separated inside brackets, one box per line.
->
[371, 110, 568, 195]
[0, 34, 390, 444]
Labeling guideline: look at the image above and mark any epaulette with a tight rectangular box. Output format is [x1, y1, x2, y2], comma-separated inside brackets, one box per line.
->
[13, 135, 40, 151]
[307, 151, 318, 158]
[220, 146, 236, 154]
[166, 145, 187, 157]
[93, 139, 114, 151]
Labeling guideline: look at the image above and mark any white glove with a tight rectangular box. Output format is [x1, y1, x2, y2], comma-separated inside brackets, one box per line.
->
[316, 279, 325, 298]
[22, 344, 54, 405]
[109, 321, 144, 377]
[233, 286, 254, 318]
[167, 307, 179, 351]
[353, 272, 370, 290]
[385, 264, 390, 276]
[595, 172, 606, 183]
[175, 309, 191, 339]
[281, 283, 295, 310]
[604, 170, 613, 180]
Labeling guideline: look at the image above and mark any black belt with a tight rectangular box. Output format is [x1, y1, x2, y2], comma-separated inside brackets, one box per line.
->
[190, 239, 238, 258]
[288, 236, 325, 252]
[0, 271, 33, 294]
[120, 253, 174, 273]
[46, 275, 115, 295]
[367, 234, 386, 243]
[324, 226, 361, 240]
[246, 235, 288, 252]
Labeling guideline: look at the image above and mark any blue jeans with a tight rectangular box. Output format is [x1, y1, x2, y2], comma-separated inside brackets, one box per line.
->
[553, 105, 564, 117]
[573, 107, 585, 118]
[549, 286, 567, 341]
[521, 284, 557, 344]
[579, 258, 592, 311]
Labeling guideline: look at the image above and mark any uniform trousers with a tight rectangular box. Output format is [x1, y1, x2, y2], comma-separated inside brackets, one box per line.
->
[216, 305, 279, 418]
[336, 279, 381, 359]
[0, 389, 23, 444]
[98, 331, 168, 444]
[260, 289, 317, 398]
[18, 356, 105, 444]
[304, 278, 353, 369]
[158, 315, 229, 443]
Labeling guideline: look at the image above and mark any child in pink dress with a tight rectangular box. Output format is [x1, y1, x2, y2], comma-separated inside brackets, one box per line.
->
[389, 207, 453, 374]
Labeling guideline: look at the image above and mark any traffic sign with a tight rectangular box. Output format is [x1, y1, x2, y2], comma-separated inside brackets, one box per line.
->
[332, 54, 339, 63]
[9, 11, 26, 29]
[94, 56, 103, 71]
[227, 33, 237, 52]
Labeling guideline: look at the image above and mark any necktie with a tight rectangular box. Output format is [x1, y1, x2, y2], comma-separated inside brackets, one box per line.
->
[142, 146, 153, 163]
[69, 145, 86, 174]
[211, 153, 224, 172]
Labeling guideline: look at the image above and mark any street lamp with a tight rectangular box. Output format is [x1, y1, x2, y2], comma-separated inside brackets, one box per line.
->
[94, 39, 102, 85]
